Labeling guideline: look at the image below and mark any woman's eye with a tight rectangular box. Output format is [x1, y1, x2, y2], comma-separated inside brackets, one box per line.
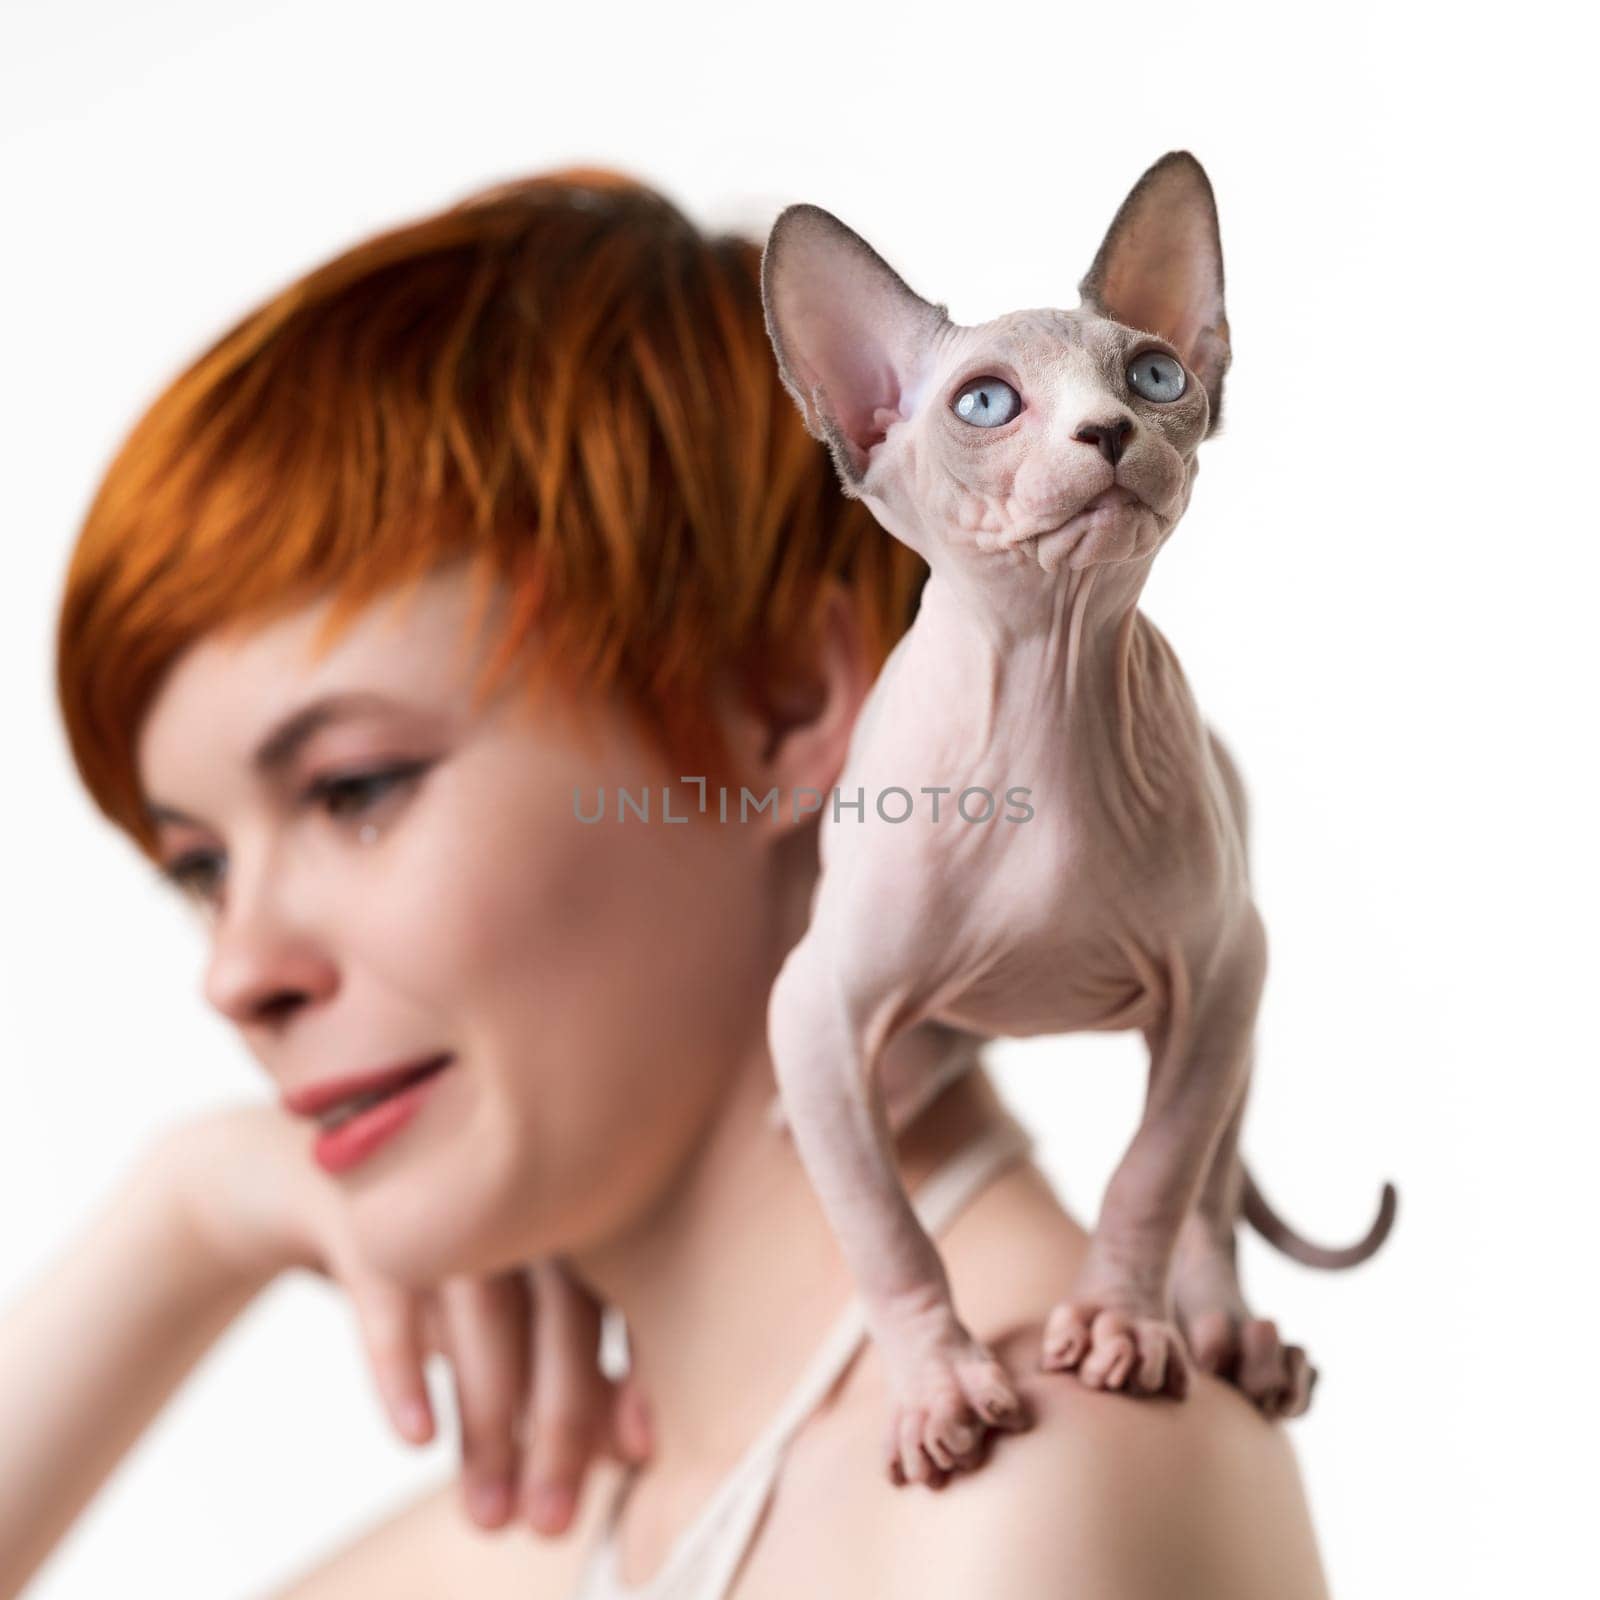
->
[1126, 351, 1187, 403]
[161, 852, 224, 902]
[951, 376, 1022, 428]
[307, 761, 428, 820]
[154, 763, 429, 906]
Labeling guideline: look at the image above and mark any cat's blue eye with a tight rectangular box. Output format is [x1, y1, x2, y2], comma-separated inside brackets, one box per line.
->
[951, 376, 1021, 429]
[1126, 351, 1186, 403]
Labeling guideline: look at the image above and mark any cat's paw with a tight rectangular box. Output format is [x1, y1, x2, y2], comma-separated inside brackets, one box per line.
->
[1184, 1308, 1317, 1419]
[1172, 1229, 1318, 1418]
[880, 1335, 1031, 1488]
[1038, 1298, 1191, 1398]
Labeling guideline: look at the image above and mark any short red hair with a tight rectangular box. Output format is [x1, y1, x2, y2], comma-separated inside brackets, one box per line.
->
[56, 167, 926, 859]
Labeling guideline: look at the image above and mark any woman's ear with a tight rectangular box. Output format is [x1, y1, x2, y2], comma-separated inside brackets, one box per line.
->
[712, 580, 874, 835]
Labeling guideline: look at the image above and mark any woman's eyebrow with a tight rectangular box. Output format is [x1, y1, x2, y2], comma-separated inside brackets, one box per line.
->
[249, 690, 412, 775]
[144, 690, 413, 828]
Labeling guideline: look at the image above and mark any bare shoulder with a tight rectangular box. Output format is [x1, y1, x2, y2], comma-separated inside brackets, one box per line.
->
[889, 1323, 1328, 1600]
[263, 1460, 625, 1599]
[781, 1319, 1330, 1600]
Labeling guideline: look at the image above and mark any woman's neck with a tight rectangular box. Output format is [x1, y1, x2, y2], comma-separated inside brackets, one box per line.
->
[567, 1044, 1020, 1483]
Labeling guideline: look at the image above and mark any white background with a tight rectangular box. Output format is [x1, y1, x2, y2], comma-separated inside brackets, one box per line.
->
[2, 2, 1593, 1596]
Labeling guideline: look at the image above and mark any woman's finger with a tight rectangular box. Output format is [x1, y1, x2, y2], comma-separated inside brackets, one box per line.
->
[517, 1259, 609, 1535]
[419, 1294, 449, 1360]
[438, 1274, 532, 1531]
[348, 1278, 436, 1445]
[606, 1368, 654, 1466]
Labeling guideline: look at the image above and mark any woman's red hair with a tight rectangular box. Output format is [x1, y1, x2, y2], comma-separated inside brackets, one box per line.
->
[56, 168, 926, 859]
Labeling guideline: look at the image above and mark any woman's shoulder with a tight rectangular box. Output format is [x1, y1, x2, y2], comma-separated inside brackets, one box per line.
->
[266, 1458, 627, 1598]
[268, 1319, 1330, 1600]
[762, 1317, 1332, 1600]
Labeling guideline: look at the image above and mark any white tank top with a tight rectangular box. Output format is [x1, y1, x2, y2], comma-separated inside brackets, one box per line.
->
[569, 1108, 1036, 1600]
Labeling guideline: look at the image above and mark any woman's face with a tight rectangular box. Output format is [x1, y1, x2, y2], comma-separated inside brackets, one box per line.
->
[136, 562, 781, 1287]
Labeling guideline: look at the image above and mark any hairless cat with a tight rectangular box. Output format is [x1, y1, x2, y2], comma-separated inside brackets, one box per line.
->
[759, 151, 1397, 1488]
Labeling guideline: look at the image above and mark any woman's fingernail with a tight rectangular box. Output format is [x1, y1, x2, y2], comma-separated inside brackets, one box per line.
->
[532, 1483, 574, 1530]
[469, 1479, 511, 1524]
[624, 1392, 653, 1457]
[398, 1401, 432, 1442]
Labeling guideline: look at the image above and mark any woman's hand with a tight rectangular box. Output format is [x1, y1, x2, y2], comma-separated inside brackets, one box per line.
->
[416, 1262, 654, 1534]
[156, 1103, 653, 1535]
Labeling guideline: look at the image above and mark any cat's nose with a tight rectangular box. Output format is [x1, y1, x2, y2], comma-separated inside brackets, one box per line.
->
[1073, 417, 1133, 466]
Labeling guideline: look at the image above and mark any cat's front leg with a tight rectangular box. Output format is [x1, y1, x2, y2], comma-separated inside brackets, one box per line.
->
[768, 933, 1030, 1489]
[1039, 913, 1267, 1401]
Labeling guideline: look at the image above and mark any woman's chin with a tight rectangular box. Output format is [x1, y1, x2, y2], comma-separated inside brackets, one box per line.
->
[338, 1086, 519, 1286]
[346, 1177, 486, 1288]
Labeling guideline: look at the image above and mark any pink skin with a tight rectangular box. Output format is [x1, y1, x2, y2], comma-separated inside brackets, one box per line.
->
[133, 554, 984, 1523]
[760, 151, 1392, 1485]
[135, 564, 791, 1528]
[137, 568, 779, 1294]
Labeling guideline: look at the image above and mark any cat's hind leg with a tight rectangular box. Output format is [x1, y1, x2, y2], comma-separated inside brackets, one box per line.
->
[1039, 914, 1268, 1403]
[1170, 1073, 1318, 1418]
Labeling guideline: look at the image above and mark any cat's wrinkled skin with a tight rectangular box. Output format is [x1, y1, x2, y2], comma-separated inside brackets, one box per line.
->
[759, 152, 1396, 1488]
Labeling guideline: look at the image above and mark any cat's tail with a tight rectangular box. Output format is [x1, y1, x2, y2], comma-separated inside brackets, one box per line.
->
[1241, 1164, 1398, 1268]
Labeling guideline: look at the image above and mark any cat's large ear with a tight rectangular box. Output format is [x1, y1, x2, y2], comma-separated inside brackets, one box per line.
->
[1078, 151, 1231, 435]
[761, 204, 951, 489]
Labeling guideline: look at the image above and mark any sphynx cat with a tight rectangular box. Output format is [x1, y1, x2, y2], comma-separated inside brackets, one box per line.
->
[759, 152, 1397, 1487]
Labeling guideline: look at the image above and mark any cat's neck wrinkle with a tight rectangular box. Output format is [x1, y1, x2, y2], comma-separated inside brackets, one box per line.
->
[917, 558, 1196, 835]
[1106, 607, 1204, 836]
[1045, 568, 1200, 848]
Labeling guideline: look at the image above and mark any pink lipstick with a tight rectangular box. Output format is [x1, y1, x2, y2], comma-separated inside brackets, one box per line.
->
[285, 1054, 455, 1176]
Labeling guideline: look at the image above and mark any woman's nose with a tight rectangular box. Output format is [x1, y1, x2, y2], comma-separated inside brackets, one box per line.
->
[201, 867, 338, 1027]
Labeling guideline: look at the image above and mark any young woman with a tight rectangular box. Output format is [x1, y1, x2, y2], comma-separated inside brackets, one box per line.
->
[4, 170, 1330, 1597]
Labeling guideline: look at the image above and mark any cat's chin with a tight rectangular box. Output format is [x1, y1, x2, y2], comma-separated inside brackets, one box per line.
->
[1030, 492, 1159, 575]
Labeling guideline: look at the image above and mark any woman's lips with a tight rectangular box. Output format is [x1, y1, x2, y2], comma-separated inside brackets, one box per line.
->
[284, 1052, 454, 1119]
[310, 1055, 455, 1176]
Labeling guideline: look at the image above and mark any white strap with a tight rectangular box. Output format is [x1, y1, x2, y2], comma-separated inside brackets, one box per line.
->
[578, 1113, 1035, 1598]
